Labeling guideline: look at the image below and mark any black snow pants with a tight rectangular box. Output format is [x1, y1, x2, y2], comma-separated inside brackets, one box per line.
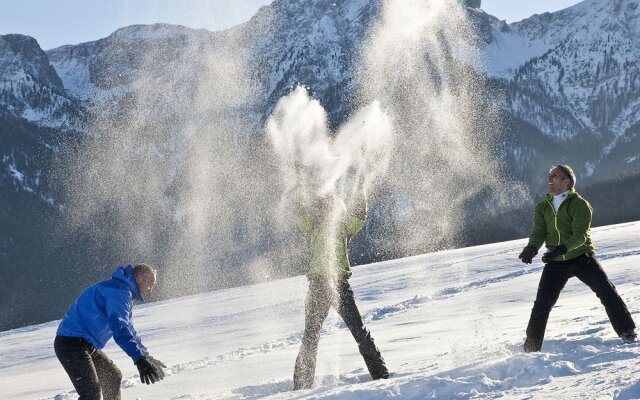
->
[54, 335, 122, 400]
[293, 276, 388, 390]
[524, 253, 635, 352]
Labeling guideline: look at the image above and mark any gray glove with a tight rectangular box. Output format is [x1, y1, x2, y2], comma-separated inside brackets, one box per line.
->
[135, 355, 167, 384]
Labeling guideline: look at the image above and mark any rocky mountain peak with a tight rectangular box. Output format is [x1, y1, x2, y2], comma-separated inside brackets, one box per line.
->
[464, 0, 481, 9]
[0, 34, 64, 93]
[0, 34, 84, 130]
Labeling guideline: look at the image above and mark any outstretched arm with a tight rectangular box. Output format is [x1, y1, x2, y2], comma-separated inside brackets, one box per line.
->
[106, 290, 167, 384]
[105, 290, 147, 362]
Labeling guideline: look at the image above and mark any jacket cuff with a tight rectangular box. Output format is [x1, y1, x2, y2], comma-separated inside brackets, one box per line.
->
[133, 353, 148, 364]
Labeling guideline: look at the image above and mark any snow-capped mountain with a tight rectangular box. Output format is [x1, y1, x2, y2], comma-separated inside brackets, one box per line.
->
[47, 24, 223, 106]
[0, 34, 84, 131]
[478, 0, 640, 180]
[43, 1, 379, 126]
[34, 0, 640, 182]
[2, 0, 638, 182]
[246, 0, 380, 124]
[0, 34, 84, 209]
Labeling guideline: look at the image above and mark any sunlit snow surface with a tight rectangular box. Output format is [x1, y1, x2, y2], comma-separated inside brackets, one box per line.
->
[1, 222, 640, 399]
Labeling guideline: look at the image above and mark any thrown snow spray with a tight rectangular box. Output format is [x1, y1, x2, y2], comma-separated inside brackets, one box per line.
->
[266, 86, 394, 382]
[356, 0, 528, 256]
[54, 0, 527, 308]
[349, 0, 530, 358]
[266, 86, 393, 288]
[56, 22, 285, 297]
[267, 87, 393, 215]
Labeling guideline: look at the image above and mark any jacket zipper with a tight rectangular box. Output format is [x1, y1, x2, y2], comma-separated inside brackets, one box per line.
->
[547, 195, 569, 261]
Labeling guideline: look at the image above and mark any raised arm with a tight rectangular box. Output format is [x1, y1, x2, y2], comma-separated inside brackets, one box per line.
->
[346, 180, 367, 238]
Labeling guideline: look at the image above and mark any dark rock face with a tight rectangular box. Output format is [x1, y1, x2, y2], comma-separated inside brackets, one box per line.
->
[465, 0, 482, 9]
[0, 34, 65, 92]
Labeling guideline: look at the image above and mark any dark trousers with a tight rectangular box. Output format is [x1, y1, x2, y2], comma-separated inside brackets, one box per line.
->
[293, 276, 388, 390]
[54, 335, 122, 400]
[525, 254, 635, 351]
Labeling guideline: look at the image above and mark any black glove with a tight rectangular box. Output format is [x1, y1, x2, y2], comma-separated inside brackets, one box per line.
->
[518, 246, 537, 264]
[541, 244, 567, 263]
[135, 355, 167, 384]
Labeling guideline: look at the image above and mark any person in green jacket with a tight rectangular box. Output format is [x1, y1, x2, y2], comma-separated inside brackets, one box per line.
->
[518, 164, 636, 352]
[293, 183, 389, 390]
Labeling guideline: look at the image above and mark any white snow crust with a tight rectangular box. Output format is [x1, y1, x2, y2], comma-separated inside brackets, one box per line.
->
[1, 221, 640, 399]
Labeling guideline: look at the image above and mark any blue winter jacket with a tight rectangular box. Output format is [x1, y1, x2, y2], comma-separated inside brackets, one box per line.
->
[57, 265, 148, 361]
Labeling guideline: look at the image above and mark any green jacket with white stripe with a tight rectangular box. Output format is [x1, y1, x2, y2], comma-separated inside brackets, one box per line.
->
[527, 188, 595, 262]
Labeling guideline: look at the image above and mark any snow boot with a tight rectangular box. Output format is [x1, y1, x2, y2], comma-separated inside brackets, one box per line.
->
[620, 330, 637, 344]
[523, 337, 542, 353]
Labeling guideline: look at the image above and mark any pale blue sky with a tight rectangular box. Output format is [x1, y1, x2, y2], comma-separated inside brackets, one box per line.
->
[0, 0, 273, 49]
[0, 0, 583, 50]
[482, 0, 584, 22]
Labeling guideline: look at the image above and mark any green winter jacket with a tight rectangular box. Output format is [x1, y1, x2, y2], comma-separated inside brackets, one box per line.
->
[298, 209, 365, 279]
[527, 188, 595, 261]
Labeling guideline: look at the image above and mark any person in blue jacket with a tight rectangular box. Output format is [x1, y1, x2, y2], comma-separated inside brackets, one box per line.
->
[54, 263, 166, 400]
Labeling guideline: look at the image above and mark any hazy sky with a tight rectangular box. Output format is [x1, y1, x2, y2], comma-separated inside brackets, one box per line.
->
[0, 0, 273, 49]
[481, 0, 583, 22]
[1, 0, 584, 50]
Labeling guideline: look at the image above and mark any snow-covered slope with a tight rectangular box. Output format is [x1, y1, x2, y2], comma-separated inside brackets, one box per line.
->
[1, 221, 639, 399]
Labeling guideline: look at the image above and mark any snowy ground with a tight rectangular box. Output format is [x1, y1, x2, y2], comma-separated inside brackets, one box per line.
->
[2, 221, 640, 399]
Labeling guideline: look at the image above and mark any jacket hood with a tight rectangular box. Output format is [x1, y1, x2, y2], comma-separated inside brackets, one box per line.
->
[112, 264, 143, 301]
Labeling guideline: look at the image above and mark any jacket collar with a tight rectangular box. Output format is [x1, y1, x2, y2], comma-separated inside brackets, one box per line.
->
[546, 187, 577, 202]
